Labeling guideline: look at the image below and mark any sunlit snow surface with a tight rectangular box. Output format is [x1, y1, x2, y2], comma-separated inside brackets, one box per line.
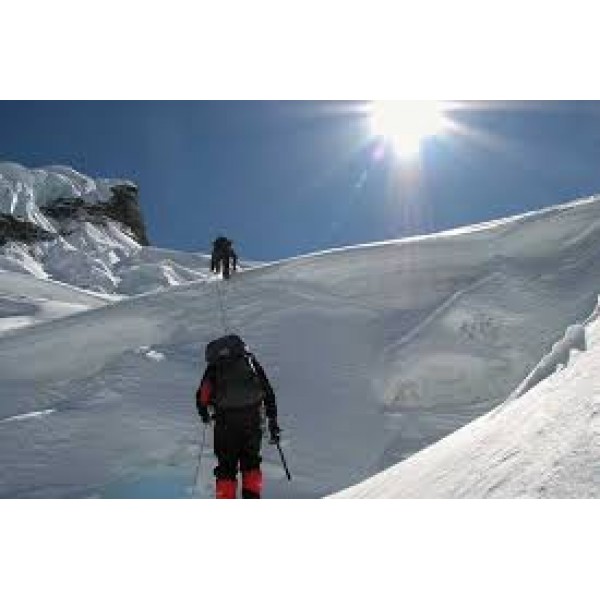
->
[3, 193, 600, 498]
[332, 318, 600, 498]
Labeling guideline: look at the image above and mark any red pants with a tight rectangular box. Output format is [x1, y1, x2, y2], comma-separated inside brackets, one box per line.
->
[216, 470, 262, 499]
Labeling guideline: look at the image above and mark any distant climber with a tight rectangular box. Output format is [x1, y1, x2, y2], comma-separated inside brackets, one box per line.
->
[195, 334, 280, 499]
[210, 236, 237, 279]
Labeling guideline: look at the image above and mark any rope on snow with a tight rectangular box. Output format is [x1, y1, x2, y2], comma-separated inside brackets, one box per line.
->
[214, 276, 234, 335]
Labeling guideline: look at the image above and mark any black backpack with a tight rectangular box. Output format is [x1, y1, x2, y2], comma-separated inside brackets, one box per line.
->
[213, 237, 229, 254]
[205, 335, 265, 409]
[206, 334, 246, 363]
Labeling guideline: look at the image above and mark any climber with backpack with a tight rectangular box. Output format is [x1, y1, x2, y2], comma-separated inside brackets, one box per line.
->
[210, 236, 238, 280]
[195, 334, 280, 499]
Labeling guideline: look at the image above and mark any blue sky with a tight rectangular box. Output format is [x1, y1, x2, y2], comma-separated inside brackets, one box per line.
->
[2, 100, 600, 260]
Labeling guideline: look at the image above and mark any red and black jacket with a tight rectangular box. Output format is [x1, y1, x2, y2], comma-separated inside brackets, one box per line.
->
[196, 353, 277, 420]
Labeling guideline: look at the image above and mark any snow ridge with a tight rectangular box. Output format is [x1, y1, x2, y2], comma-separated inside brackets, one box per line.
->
[0, 162, 213, 296]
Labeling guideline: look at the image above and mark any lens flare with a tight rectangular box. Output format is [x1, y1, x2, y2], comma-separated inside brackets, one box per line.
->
[369, 101, 447, 157]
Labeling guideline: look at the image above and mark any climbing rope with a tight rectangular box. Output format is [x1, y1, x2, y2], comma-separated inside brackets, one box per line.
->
[214, 276, 234, 335]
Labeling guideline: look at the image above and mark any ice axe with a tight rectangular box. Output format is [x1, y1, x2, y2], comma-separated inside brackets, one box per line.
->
[270, 435, 292, 481]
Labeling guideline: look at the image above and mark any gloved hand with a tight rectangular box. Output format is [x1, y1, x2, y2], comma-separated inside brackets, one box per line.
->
[268, 419, 281, 444]
[197, 404, 212, 424]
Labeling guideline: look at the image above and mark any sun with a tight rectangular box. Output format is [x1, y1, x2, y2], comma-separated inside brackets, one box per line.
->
[369, 101, 447, 157]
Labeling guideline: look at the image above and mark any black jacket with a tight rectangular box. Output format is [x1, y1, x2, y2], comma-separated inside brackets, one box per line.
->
[196, 353, 277, 420]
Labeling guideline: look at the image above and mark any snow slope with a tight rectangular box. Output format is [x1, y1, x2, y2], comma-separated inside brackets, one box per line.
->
[1, 221, 214, 296]
[0, 266, 115, 336]
[0, 162, 219, 297]
[0, 162, 133, 232]
[332, 314, 600, 498]
[2, 194, 600, 498]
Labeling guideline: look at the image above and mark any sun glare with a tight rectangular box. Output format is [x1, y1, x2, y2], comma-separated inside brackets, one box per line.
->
[369, 101, 447, 157]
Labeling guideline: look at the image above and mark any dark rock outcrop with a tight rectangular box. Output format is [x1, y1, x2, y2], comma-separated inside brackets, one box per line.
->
[102, 184, 150, 246]
[39, 183, 150, 246]
[1, 180, 149, 247]
[0, 215, 56, 245]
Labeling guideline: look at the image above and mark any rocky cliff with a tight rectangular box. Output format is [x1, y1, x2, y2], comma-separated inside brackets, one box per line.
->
[0, 163, 149, 246]
[39, 183, 149, 245]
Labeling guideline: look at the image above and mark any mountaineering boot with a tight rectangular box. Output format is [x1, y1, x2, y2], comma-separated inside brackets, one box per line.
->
[241, 469, 262, 499]
[216, 478, 237, 499]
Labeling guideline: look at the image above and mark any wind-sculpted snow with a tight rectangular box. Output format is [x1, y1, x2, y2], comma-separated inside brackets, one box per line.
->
[1, 220, 212, 296]
[0, 270, 113, 335]
[2, 194, 600, 497]
[509, 323, 586, 400]
[0, 162, 239, 297]
[0, 162, 133, 223]
[333, 307, 600, 499]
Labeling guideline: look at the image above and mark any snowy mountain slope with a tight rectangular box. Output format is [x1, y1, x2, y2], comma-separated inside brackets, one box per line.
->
[332, 311, 600, 498]
[255, 195, 600, 463]
[31, 221, 213, 295]
[0, 162, 222, 309]
[0, 268, 114, 335]
[0, 294, 92, 336]
[2, 194, 600, 498]
[0, 222, 215, 335]
[0, 162, 133, 232]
